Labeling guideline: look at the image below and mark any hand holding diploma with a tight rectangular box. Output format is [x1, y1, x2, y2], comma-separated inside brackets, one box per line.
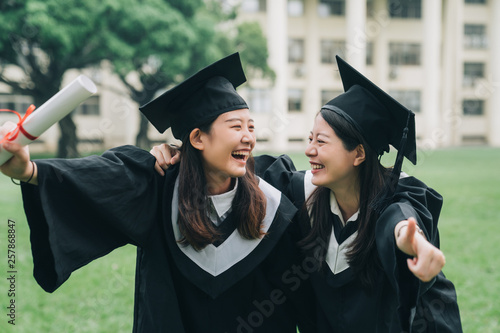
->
[0, 75, 97, 183]
[0, 126, 36, 184]
[0, 75, 97, 165]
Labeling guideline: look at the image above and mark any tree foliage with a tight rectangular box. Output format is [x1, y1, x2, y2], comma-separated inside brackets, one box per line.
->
[107, 0, 274, 148]
[0, 0, 119, 157]
[101, 0, 209, 148]
[235, 21, 275, 82]
[0, 0, 273, 153]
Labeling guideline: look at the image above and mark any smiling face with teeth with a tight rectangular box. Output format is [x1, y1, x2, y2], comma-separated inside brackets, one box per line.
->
[190, 108, 255, 194]
[305, 113, 365, 192]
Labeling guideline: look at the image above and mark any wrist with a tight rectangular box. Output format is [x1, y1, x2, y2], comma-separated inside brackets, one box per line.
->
[395, 222, 409, 239]
[21, 161, 36, 183]
[414, 225, 426, 240]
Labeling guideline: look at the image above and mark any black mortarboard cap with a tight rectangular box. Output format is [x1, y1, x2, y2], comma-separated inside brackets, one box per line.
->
[139, 52, 248, 139]
[322, 55, 416, 164]
[322, 56, 417, 213]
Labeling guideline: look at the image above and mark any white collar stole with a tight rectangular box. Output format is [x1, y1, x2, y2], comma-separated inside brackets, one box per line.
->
[171, 176, 280, 277]
[304, 170, 358, 275]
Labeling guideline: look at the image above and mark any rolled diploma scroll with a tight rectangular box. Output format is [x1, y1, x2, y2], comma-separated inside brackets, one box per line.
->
[0, 75, 97, 165]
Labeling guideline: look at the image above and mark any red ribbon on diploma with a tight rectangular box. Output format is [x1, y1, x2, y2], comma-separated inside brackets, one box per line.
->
[0, 104, 39, 144]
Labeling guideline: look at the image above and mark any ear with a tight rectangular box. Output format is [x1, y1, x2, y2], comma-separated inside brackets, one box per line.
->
[189, 128, 204, 150]
[353, 144, 366, 166]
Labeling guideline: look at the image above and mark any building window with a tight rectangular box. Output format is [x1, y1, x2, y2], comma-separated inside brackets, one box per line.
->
[0, 100, 16, 112]
[320, 40, 346, 64]
[389, 0, 422, 18]
[462, 135, 486, 144]
[289, 38, 305, 63]
[464, 24, 488, 49]
[247, 88, 272, 114]
[388, 90, 421, 112]
[288, 89, 303, 112]
[288, 0, 304, 16]
[0, 94, 33, 115]
[465, 0, 486, 4]
[389, 43, 421, 65]
[318, 0, 345, 17]
[321, 90, 342, 106]
[75, 96, 100, 115]
[241, 0, 266, 13]
[463, 99, 484, 115]
[366, 42, 374, 65]
[463, 63, 485, 87]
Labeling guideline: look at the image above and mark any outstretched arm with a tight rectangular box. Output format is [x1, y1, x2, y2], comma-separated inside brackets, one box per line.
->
[394, 217, 445, 282]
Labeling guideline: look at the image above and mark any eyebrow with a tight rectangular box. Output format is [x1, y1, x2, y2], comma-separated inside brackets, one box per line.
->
[225, 118, 254, 123]
[310, 131, 329, 137]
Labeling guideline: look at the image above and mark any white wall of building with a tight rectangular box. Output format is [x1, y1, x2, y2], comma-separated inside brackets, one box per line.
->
[238, 0, 499, 153]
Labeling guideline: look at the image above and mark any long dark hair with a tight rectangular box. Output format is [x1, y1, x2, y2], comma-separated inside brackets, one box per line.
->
[176, 120, 267, 250]
[300, 109, 391, 288]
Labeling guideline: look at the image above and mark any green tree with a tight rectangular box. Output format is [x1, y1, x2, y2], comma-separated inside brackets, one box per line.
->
[109, 0, 274, 148]
[103, 0, 213, 149]
[0, 0, 273, 154]
[235, 21, 275, 82]
[0, 0, 112, 157]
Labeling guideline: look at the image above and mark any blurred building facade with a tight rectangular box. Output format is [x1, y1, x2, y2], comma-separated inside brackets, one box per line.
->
[0, 62, 144, 154]
[236, 0, 500, 153]
[1, 0, 499, 154]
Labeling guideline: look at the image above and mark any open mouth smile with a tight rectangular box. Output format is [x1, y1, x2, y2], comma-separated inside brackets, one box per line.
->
[231, 150, 250, 162]
[310, 162, 325, 172]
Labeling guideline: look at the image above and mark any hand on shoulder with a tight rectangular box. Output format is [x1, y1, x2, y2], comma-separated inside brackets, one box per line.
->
[150, 143, 181, 176]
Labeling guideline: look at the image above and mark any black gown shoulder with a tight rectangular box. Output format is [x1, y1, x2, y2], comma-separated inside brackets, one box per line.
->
[254, 154, 306, 208]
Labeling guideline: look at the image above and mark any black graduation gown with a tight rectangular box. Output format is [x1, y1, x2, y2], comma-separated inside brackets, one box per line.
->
[20, 146, 315, 333]
[254, 154, 463, 333]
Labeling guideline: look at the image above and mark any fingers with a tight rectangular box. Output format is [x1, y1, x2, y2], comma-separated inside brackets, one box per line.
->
[406, 218, 416, 245]
[395, 219, 420, 256]
[169, 145, 181, 165]
[150, 144, 172, 176]
[171, 154, 180, 165]
[1, 142, 30, 170]
[0, 121, 17, 137]
[150, 143, 180, 173]
[1, 122, 28, 159]
[2, 141, 25, 155]
[407, 216, 417, 228]
[154, 161, 165, 176]
[403, 217, 445, 282]
[150, 145, 167, 165]
[0, 142, 32, 179]
[407, 244, 446, 282]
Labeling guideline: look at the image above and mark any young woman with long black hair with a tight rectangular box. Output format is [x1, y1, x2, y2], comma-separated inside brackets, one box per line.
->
[0, 53, 314, 333]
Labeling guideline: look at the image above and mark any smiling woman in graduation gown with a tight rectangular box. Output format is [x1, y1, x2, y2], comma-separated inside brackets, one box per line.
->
[2, 53, 315, 332]
[256, 156, 462, 333]
[21, 148, 306, 332]
[254, 56, 463, 332]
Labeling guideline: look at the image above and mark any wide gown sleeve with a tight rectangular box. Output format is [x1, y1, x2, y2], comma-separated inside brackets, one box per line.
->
[254, 154, 306, 208]
[20, 145, 163, 293]
[375, 176, 462, 332]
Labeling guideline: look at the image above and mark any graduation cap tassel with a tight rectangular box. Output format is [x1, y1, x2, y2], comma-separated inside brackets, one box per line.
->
[370, 113, 411, 215]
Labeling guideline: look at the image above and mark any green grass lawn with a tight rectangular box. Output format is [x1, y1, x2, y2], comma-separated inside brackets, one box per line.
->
[0, 147, 499, 332]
